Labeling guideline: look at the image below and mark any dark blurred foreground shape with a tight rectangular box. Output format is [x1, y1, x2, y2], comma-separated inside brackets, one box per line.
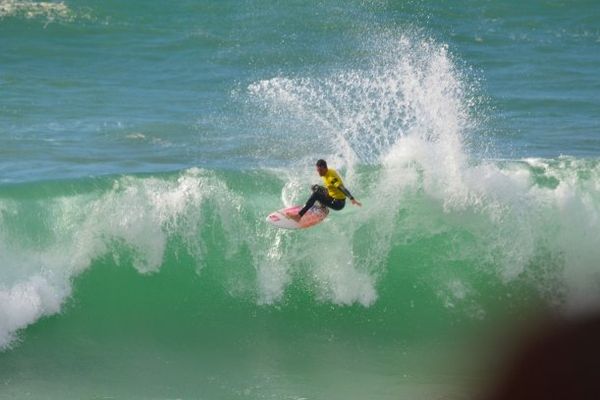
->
[483, 312, 600, 400]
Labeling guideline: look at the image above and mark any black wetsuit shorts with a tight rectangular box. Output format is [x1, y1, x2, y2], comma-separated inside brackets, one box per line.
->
[298, 185, 345, 217]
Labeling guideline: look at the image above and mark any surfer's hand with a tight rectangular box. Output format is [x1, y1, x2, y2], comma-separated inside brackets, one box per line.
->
[351, 199, 362, 207]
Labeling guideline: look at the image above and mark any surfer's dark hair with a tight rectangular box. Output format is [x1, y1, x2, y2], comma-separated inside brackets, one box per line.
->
[316, 159, 327, 168]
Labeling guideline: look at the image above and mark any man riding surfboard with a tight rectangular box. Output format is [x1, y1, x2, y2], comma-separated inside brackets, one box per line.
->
[289, 159, 362, 222]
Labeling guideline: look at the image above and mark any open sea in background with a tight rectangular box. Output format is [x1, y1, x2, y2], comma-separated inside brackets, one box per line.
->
[1, 0, 599, 398]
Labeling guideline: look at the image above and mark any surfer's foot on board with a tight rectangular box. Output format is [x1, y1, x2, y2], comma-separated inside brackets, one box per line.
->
[287, 211, 301, 222]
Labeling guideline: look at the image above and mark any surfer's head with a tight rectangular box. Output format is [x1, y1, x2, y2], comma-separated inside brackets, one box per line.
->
[316, 159, 327, 176]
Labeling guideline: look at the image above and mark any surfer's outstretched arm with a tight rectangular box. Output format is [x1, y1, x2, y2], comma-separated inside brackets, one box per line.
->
[339, 185, 362, 207]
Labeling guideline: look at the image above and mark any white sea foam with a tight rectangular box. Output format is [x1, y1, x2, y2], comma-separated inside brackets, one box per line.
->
[0, 0, 95, 26]
[0, 275, 67, 349]
[0, 0, 71, 22]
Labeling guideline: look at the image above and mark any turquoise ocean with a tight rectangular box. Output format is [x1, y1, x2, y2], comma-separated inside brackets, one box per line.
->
[1, 1, 599, 398]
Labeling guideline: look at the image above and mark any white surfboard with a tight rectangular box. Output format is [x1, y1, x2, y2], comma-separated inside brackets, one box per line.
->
[266, 205, 329, 230]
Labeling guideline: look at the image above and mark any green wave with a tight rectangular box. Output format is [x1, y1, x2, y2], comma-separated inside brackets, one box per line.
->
[0, 156, 599, 397]
[1, 157, 599, 345]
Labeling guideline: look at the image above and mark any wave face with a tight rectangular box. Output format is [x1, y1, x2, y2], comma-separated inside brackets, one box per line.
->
[2, 158, 600, 347]
[1, 159, 600, 397]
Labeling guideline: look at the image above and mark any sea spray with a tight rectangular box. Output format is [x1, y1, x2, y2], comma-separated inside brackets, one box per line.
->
[246, 32, 480, 307]
[245, 30, 600, 313]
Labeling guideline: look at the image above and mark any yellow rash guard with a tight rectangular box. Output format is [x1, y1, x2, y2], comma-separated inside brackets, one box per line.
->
[322, 169, 347, 200]
[298, 167, 354, 217]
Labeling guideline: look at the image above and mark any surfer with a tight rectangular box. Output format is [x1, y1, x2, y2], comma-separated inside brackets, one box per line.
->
[290, 159, 362, 222]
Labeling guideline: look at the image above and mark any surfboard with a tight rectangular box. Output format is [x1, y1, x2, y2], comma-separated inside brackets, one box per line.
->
[266, 205, 329, 230]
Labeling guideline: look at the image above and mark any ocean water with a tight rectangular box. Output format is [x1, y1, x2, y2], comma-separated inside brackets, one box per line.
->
[1, 0, 599, 399]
